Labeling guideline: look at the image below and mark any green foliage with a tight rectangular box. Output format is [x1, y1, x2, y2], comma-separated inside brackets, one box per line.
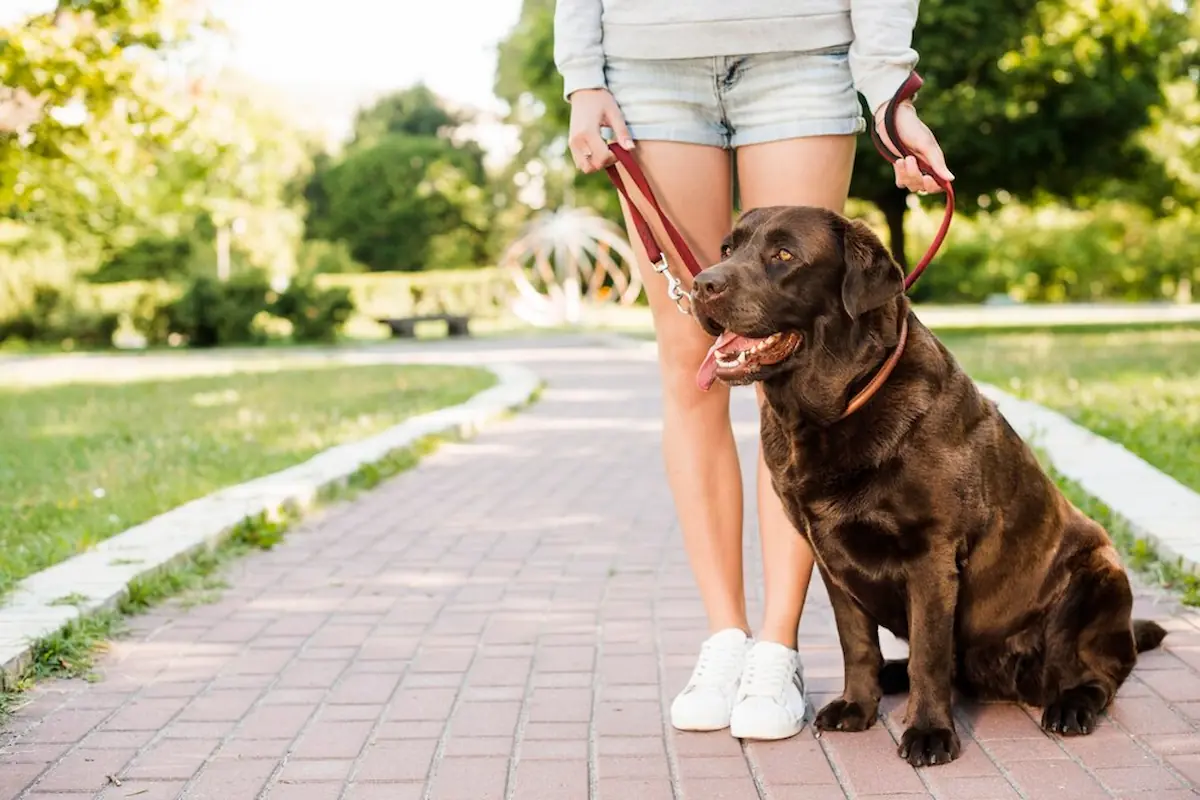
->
[350, 83, 464, 146]
[296, 239, 369, 275]
[905, 202, 1199, 303]
[269, 277, 356, 343]
[0, 284, 119, 349]
[88, 233, 194, 283]
[494, 0, 622, 226]
[305, 134, 489, 271]
[849, 0, 1192, 260]
[165, 272, 271, 348]
[315, 268, 510, 319]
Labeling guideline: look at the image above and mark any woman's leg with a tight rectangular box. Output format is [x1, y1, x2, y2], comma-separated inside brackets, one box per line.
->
[727, 133, 858, 741]
[736, 134, 858, 646]
[611, 140, 751, 731]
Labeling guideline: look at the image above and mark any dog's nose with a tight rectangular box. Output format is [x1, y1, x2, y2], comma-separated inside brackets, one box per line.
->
[693, 271, 728, 301]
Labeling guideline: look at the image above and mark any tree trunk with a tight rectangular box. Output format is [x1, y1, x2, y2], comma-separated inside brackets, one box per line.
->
[880, 191, 908, 271]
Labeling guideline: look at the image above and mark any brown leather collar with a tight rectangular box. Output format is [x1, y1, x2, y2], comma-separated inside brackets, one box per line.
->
[836, 314, 909, 422]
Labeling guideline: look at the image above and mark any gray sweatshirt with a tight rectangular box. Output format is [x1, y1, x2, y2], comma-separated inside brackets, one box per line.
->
[553, 0, 919, 117]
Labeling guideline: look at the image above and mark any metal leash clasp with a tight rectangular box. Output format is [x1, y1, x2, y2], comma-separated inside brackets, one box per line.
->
[654, 256, 693, 315]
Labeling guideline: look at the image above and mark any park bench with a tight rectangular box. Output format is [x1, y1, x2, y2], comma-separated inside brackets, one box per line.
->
[377, 313, 471, 339]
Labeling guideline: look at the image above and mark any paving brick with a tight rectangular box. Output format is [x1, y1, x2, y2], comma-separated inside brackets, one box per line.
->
[270, 782, 345, 800]
[32, 747, 138, 793]
[123, 736, 221, 780]
[426, 755, 509, 799]
[1004, 758, 1112, 800]
[511, 758, 590, 799]
[292, 720, 374, 760]
[277, 757, 356, 782]
[187, 756, 277, 799]
[597, 777, 674, 800]
[0, 762, 47, 797]
[355, 739, 437, 782]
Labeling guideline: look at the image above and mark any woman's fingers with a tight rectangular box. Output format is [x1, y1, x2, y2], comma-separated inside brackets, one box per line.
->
[568, 128, 609, 173]
[881, 101, 955, 196]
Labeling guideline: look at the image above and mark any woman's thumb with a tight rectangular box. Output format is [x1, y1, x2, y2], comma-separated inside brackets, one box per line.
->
[606, 103, 635, 150]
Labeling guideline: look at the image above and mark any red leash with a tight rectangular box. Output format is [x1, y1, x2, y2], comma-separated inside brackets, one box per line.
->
[867, 72, 955, 290]
[604, 71, 954, 306]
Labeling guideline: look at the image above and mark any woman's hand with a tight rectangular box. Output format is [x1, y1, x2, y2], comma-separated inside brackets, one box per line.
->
[874, 100, 954, 195]
[567, 88, 634, 174]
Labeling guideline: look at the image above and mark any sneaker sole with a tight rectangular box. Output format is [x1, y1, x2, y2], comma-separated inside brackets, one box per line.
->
[670, 711, 732, 732]
[729, 716, 805, 741]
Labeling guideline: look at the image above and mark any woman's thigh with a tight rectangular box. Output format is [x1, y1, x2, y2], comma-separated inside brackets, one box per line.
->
[723, 47, 861, 211]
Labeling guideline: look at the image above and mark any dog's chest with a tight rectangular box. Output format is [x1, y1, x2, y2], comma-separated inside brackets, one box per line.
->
[763, 426, 912, 624]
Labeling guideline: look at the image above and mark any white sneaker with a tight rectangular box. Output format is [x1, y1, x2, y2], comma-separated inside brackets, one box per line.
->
[730, 641, 807, 740]
[670, 628, 752, 732]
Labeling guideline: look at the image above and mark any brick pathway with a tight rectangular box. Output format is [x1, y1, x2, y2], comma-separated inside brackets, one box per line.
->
[3, 340, 1200, 799]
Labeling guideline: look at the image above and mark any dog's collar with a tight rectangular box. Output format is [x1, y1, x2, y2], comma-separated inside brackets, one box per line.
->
[836, 314, 909, 422]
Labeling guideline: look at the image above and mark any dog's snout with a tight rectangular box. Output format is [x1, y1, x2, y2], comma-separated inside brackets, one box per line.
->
[693, 271, 729, 301]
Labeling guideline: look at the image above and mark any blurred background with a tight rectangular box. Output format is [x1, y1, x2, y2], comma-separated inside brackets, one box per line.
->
[0, 0, 1198, 351]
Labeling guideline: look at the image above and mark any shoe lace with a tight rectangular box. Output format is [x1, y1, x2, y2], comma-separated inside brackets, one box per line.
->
[688, 639, 744, 688]
[740, 651, 797, 698]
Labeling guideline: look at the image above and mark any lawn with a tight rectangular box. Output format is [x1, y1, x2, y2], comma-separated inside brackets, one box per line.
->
[944, 326, 1200, 493]
[0, 364, 494, 595]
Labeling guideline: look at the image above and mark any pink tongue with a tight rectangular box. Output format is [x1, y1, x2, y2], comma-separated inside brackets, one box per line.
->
[696, 330, 755, 392]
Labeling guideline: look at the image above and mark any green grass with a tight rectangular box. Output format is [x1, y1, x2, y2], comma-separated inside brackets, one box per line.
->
[0, 364, 495, 595]
[944, 326, 1200, 494]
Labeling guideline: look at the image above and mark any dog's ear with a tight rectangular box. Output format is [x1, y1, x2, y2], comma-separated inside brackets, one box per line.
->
[840, 219, 904, 318]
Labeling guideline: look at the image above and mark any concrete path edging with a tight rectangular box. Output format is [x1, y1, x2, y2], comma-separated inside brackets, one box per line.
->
[0, 362, 542, 684]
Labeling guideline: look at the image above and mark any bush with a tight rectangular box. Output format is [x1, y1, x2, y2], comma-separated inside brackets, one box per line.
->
[269, 277, 356, 342]
[296, 239, 368, 275]
[903, 201, 1200, 304]
[0, 284, 120, 349]
[88, 234, 195, 284]
[315, 268, 509, 319]
[165, 272, 272, 348]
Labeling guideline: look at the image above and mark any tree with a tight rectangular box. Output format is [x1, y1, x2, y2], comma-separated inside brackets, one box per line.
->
[303, 86, 491, 271]
[305, 135, 488, 271]
[851, 0, 1193, 271]
[494, 0, 621, 224]
[350, 83, 464, 146]
[0, 1, 213, 222]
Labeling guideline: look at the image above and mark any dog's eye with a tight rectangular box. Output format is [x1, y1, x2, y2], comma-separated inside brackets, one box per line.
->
[720, 245, 731, 258]
[776, 249, 794, 262]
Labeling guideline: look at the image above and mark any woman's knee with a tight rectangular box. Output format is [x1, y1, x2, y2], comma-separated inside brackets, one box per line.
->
[657, 335, 730, 418]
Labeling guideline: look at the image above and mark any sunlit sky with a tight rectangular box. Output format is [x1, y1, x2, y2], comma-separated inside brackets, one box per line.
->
[210, 0, 524, 113]
[4, 0, 527, 150]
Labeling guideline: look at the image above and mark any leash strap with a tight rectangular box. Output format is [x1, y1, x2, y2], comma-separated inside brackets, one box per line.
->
[868, 72, 956, 291]
[605, 146, 703, 277]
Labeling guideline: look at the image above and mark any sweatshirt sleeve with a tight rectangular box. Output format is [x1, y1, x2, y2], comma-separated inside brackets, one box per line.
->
[848, 0, 920, 117]
[554, 0, 607, 100]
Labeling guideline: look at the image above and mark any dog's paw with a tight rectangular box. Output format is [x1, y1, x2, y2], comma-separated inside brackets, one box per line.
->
[1041, 696, 1098, 736]
[898, 724, 961, 767]
[814, 698, 878, 732]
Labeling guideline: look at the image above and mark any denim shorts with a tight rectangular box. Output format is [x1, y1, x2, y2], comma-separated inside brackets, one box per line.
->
[603, 49, 866, 149]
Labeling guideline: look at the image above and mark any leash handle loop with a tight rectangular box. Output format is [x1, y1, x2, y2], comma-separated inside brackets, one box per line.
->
[868, 72, 956, 291]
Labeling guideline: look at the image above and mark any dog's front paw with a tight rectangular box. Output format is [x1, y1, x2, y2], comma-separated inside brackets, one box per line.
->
[814, 697, 878, 732]
[1042, 694, 1098, 736]
[898, 724, 961, 767]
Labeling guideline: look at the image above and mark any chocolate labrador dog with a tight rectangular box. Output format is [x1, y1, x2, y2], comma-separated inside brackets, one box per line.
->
[690, 205, 1167, 767]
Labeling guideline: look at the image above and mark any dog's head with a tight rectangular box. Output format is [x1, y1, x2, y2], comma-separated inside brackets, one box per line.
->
[693, 206, 905, 392]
